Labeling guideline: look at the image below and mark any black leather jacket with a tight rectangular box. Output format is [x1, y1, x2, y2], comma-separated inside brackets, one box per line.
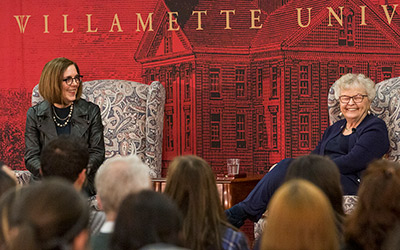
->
[24, 99, 105, 194]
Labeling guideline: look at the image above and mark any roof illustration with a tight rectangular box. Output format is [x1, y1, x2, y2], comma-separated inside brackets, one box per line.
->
[135, 0, 267, 61]
[251, 0, 400, 52]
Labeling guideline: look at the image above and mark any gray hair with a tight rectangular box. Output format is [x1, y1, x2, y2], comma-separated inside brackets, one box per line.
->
[95, 155, 151, 214]
[333, 73, 376, 101]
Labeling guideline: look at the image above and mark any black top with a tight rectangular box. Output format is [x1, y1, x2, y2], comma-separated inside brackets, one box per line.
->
[53, 105, 71, 135]
[324, 132, 351, 160]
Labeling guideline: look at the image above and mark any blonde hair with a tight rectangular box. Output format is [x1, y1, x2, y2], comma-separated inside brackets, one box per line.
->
[261, 179, 339, 250]
[38, 57, 82, 105]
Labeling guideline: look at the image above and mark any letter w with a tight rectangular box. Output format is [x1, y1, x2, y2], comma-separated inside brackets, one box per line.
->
[14, 15, 31, 33]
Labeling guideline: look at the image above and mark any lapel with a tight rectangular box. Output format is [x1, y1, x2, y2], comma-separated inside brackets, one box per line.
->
[329, 119, 346, 142]
[36, 101, 58, 140]
[70, 99, 90, 138]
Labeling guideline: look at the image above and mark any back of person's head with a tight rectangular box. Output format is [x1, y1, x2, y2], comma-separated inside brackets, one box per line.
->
[0, 165, 17, 198]
[0, 186, 25, 249]
[95, 155, 151, 215]
[345, 159, 400, 250]
[285, 155, 344, 217]
[6, 178, 89, 250]
[261, 179, 339, 250]
[40, 135, 89, 183]
[111, 190, 183, 250]
[164, 155, 226, 250]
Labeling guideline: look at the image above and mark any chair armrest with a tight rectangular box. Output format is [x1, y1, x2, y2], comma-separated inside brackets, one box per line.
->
[145, 81, 165, 178]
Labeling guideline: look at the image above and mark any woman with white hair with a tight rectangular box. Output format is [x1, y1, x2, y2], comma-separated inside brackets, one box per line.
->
[226, 73, 390, 228]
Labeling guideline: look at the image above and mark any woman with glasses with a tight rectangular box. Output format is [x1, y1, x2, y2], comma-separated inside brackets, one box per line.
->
[226, 73, 390, 228]
[25, 57, 105, 196]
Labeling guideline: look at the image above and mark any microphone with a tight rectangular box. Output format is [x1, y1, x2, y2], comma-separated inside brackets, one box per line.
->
[352, 128, 356, 133]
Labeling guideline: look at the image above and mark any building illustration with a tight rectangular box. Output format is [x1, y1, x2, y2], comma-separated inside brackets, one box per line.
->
[135, 0, 400, 174]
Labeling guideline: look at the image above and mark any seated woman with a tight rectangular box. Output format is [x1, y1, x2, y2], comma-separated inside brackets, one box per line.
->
[343, 159, 400, 250]
[110, 190, 186, 250]
[261, 179, 339, 250]
[25, 57, 105, 196]
[226, 73, 390, 228]
[164, 155, 250, 250]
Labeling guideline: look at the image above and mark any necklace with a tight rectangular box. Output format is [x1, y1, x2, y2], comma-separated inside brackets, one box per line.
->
[52, 103, 73, 127]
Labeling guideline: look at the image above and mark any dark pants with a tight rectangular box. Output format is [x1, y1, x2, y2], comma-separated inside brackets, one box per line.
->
[225, 158, 293, 228]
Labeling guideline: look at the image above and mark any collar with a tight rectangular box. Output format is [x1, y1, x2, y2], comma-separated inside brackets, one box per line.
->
[340, 114, 373, 131]
[36, 100, 52, 117]
[36, 99, 89, 117]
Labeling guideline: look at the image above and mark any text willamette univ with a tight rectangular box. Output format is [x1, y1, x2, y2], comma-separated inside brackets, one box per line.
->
[13, 4, 399, 34]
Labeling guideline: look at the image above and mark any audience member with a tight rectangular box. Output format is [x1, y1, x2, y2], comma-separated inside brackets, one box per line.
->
[0, 186, 27, 249]
[164, 155, 249, 250]
[285, 155, 345, 233]
[91, 155, 151, 250]
[253, 155, 345, 250]
[39, 135, 105, 235]
[3, 178, 90, 250]
[343, 159, 400, 250]
[111, 190, 186, 250]
[0, 162, 17, 198]
[40, 135, 88, 190]
[381, 224, 400, 250]
[261, 179, 339, 250]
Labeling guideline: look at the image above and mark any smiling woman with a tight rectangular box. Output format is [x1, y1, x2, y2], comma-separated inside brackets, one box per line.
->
[24, 57, 105, 196]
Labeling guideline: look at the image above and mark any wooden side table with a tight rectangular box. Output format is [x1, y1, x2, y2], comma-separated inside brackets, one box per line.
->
[152, 175, 262, 209]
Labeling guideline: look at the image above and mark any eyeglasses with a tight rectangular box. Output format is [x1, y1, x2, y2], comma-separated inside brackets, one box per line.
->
[338, 94, 368, 104]
[63, 75, 83, 86]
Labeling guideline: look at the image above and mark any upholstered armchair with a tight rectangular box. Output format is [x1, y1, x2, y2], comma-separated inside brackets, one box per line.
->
[30, 79, 165, 178]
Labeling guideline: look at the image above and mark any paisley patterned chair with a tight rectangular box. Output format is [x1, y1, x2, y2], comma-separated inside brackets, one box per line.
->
[31, 80, 165, 178]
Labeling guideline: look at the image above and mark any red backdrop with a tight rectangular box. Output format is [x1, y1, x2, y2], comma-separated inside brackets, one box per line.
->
[1, 0, 400, 175]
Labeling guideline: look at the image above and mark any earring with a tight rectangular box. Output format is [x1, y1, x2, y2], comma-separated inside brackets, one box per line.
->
[368, 110, 371, 115]
[339, 112, 343, 117]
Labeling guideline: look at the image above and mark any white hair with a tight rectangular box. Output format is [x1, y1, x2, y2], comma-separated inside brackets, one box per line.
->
[333, 73, 376, 101]
[95, 155, 151, 214]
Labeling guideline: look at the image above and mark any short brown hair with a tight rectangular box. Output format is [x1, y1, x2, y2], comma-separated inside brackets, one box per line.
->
[38, 57, 82, 105]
